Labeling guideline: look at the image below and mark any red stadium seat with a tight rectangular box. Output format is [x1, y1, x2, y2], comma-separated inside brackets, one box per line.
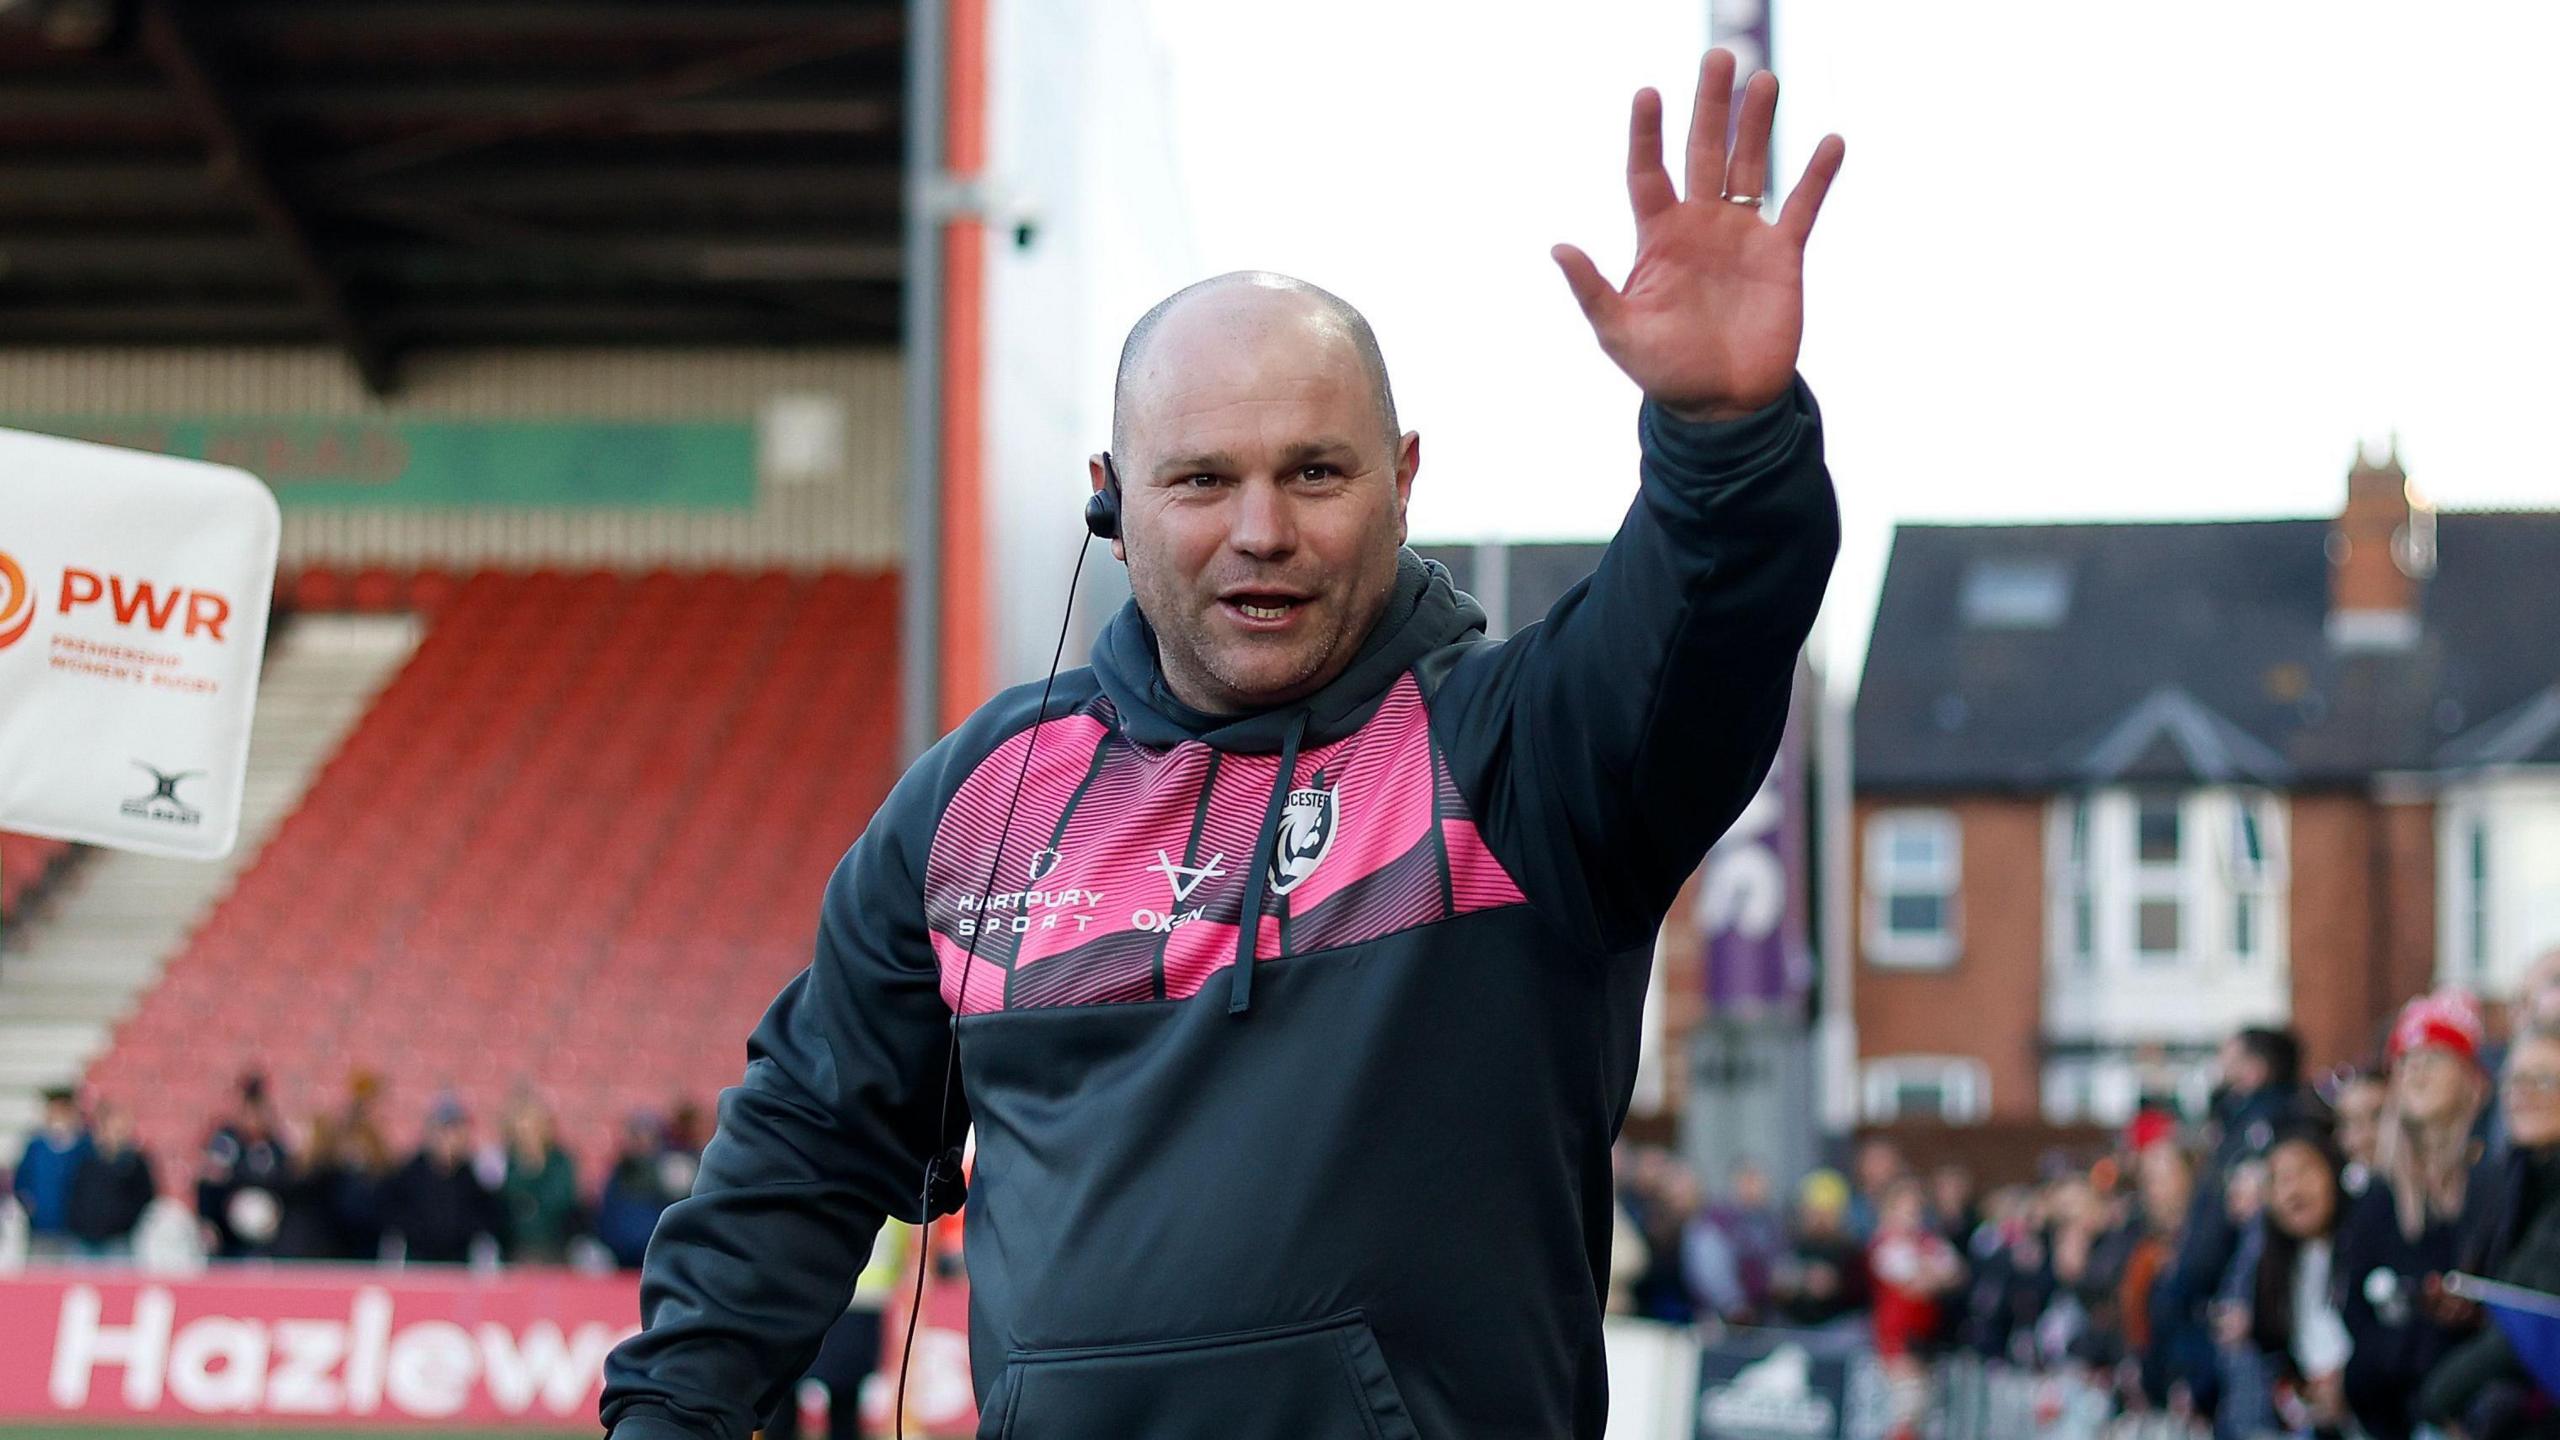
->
[79, 570, 902, 1190]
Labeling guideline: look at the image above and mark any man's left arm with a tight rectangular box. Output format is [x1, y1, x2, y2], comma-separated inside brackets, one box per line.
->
[1434, 385, 1833, 951]
[1431, 49, 1845, 952]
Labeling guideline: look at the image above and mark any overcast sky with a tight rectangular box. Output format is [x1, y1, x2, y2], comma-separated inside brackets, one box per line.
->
[1139, 0, 2559, 686]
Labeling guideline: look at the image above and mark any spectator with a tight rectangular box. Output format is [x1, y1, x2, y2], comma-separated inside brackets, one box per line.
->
[2338, 990, 2490, 1440]
[1632, 1162, 1705, 1323]
[499, 1097, 583, 1265]
[381, 1100, 503, 1265]
[1870, 1176, 1963, 1440]
[1702, 1160, 1787, 1322]
[1929, 1162, 1980, 1250]
[1848, 1136, 1906, 1239]
[197, 1071, 290, 1259]
[335, 1071, 395, 1258]
[2033, 1173, 2123, 1369]
[1770, 1168, 1867, 1329]
[2483, 946, 2560, 1152]
[1871, 1175, 1963, 1353]
[597, 1111, 687, 1270]
[1605, 1140, 1651, 1315]
[1607, 1188, 1649, 1317]
[64, 1100, 152, 1260]
[2127, 1142, 2214, 1415]
[1959, 1184, 2041, 1361]
[274, 1113, 378, 1261]
[2223, 1124, 2351, 1439]
[2418, 1021, 2560, 1437]
[12, 1088, 92, 1260]
[2327, 1067, 2388, 1197]
[2170, 1027, 2302, 1410]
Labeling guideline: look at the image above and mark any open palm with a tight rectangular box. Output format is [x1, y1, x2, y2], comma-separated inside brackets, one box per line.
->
[1555, 50, 1845, 422]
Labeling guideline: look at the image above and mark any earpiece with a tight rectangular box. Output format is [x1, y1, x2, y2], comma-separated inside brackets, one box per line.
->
[1085, 453, 1123, 540]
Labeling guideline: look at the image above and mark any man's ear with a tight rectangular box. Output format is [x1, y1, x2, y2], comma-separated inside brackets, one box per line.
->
[1393, 431, 1421, 544]
[1088, 453, 1126, 563]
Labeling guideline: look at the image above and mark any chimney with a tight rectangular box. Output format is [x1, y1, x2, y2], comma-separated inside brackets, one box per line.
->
[2326, 437, 2431, 652]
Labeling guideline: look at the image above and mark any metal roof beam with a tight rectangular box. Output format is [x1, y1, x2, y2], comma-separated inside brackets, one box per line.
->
[317, 14, 903, 184]
[135, 0, 397, 394]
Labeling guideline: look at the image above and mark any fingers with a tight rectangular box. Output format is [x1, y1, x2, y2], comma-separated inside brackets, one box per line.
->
[1723, 70, 1779, 201]
[1625, 87, 1677, 223]
[1776, 133, 1847, 246]
[1684, 50, 1737, 202]
[1550, 244, 1621, 329]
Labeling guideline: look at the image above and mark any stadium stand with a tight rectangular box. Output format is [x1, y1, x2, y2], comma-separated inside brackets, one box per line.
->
[76, 567, 902, 1191]
[0, 834, 72, 924]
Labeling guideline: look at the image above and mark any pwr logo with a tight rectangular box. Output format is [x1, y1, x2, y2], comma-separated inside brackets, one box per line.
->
[0, 550, 32, 649]
[58, 567, 232, 642]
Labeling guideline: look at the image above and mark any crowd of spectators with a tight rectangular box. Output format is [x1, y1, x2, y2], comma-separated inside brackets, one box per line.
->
[23, 970, 2560, 1439]
[1616, 963, 2560, 1440]
[8, 1068, 708, 1272]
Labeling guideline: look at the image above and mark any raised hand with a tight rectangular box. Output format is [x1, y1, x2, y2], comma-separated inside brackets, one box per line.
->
[1554, 50, 1845, 422]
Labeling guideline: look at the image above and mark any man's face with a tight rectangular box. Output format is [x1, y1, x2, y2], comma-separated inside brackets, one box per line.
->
[2504, 1037, 2560, 1149]
[1104, 290, 1417, 714]
[1854, 1139, 1902, 1193]
[2219, 1036, 2265, 1095]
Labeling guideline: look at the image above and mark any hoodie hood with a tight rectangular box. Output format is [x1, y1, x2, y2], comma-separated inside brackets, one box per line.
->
[1092, 548, 1486, 752]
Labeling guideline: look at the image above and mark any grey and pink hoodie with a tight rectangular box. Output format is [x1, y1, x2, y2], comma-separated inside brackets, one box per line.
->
[602, 378, 1838, 1440]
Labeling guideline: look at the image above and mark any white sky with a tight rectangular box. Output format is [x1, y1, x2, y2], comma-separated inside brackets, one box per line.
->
[1141, 0, 2560, 687]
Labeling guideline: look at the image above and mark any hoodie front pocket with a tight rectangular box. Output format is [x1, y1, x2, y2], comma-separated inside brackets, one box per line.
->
[989, 1308, 1418, 1440]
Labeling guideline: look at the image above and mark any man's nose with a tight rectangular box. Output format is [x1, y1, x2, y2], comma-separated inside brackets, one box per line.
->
[1227, 477, 1297, 558]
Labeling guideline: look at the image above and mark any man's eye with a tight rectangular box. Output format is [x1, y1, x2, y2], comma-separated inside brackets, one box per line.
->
[1183, 474, 1221, 489]
[1298, 465, 1338, 482]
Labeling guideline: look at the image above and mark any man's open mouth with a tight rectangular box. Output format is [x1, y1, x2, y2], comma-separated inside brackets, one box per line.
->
[1220, 591, 1309, 626]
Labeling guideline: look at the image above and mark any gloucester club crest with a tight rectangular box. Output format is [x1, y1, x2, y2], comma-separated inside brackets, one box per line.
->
[1268, 775, 1338, 897]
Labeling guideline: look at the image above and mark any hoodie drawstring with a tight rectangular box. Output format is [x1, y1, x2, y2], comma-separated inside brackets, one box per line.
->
[1228, 710, 1307, 1016]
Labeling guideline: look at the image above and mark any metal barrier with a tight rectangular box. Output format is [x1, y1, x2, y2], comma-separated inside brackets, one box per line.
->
[1686, 1328, 2212, 1440]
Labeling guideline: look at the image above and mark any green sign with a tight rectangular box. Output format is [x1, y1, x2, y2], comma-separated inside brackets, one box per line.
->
[2, 417, 758, 509]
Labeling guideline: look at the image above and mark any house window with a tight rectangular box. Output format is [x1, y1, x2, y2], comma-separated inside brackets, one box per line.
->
[1863, 1056, 1989, 1123]
[1960, 558, 2071, 629]
[2468, 820, 2492, 982]
[2051, 795, 2094, 970]
[2223, 792, 2285, 967]
[1866, 809, 1960, 967]
[2133, 793, 2184, 962]
[2049, 788, 2289, 973]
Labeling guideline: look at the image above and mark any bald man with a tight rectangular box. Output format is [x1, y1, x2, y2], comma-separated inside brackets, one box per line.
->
[604, 50, 1844, 1440]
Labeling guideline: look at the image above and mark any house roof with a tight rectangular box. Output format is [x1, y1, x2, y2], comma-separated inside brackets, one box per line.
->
[1854, 510, 2560, 791]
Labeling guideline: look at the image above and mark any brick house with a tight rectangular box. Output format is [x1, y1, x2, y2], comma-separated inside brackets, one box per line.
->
[1849, 453, 2560, 1125]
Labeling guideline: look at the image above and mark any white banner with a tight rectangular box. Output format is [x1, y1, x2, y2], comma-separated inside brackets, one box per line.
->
[0, 428, 278, 860]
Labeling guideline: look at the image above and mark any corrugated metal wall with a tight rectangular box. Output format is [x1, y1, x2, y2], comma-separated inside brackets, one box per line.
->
[0, 347, 902, 569]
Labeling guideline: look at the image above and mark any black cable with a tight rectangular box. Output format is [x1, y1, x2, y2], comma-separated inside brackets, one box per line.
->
[894, 533, 1092, 1439]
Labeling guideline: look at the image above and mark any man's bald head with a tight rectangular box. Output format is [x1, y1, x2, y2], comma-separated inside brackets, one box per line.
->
[1093, 270, 1422, 715]
[1111, 271, 1399, 464]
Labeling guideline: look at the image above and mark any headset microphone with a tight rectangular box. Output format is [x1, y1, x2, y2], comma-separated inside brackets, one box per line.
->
[894, 467, 1106, 1439]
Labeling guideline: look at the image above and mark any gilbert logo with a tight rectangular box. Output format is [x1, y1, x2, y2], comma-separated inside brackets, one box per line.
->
[122, 762, 204, 827]
[0, 549, 32, 649]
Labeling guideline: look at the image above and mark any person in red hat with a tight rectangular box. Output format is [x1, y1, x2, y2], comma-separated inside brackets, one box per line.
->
[2333, 989, 2491, 1440]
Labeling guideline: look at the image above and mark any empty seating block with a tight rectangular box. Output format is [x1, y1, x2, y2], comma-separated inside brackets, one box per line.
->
[81, 569, 903, 1192]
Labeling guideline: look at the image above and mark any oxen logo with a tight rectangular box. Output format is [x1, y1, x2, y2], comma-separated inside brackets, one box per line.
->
[1267, 776, 1338, 896]
[1146, 849, 1225, 904]
[0, 550, 32, 649]
[121, 762, 204, 826]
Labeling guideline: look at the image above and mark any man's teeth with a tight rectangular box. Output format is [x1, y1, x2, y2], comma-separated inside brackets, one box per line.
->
[1238, 601, 1289, 620]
